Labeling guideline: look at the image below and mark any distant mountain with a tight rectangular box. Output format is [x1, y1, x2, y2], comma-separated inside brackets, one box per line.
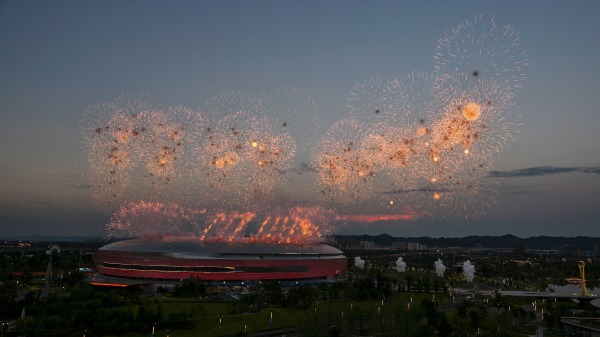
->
[333, 234, 600, 251]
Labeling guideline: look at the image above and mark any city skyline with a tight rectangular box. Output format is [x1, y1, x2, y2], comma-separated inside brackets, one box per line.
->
[1, 1, 599, 237]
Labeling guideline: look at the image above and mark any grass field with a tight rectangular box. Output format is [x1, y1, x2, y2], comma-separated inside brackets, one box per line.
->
[103, 291, 451, 337]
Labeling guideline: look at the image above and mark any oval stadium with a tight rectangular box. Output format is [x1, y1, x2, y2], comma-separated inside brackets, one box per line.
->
[93, 237, 346, 282]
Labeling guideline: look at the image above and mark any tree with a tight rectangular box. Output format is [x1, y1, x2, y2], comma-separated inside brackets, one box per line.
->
[406, 275, 414, 292]
[437, 312, 453, 337]
[411, 322, 435, 337]
[420, 299, 438, 327]
[261, 281, 283, 305]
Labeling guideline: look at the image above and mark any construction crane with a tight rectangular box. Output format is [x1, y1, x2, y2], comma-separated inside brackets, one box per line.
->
[578, 260, 591, 297]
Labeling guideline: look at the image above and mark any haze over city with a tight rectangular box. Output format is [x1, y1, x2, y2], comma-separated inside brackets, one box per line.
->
[1, 1, 599, 238]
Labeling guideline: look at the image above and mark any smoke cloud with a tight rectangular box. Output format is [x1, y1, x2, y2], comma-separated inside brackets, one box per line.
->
[463, 260, 476, 282]
[354, 256, 365, 269]
[396, 257, 407, 272]
[434, 258, 446, 277]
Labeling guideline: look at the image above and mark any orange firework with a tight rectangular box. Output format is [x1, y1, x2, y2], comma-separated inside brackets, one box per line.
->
[429, 76, 518, 170]
[462, 102, 482, 121]
[82, 18, 528, 231]
[106, 201, 207, 238]
[198, 206, 334, 244]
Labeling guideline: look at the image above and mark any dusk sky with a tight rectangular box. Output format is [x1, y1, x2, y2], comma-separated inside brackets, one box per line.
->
[1, 1, 599, 238]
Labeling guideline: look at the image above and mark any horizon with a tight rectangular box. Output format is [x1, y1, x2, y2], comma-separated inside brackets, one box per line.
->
[2, 232, 599, 241]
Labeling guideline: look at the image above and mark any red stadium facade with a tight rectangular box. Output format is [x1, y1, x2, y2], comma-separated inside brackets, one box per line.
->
[93, 237, 346, 282]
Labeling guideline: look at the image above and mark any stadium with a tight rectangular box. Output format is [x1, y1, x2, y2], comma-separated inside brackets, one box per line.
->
[92, 237, 347, 284]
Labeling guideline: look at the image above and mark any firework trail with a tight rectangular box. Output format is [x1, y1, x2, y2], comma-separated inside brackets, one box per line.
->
[198, 205, 335, 243]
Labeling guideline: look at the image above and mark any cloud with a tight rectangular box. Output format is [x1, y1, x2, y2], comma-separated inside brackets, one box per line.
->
[1, 166, 84, 179]
[0, 166, 32, 173]
[505, 190, 533, 195]
[69, 184, 97, 189]
[384, 187, 450, 194]
[41, 172, 82, 179]
[582, 167, 600, 174]
[282, 163, 317, 176]
[340, 214, 417, 223]
[488, 166, 600, 178]
[338, 207, 431, 223]
[299, 163, 317, 173]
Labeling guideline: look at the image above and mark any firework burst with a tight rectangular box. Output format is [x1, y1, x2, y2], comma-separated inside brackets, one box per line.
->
[428, 76, 518, 168]
[347, 76, 406, 125]
[312, 119, 380, 207]
[260, 87, 319, 151]
[82, 14, 529, 238]
[106, 200, 207, 238]
[434, 13, 528, 93]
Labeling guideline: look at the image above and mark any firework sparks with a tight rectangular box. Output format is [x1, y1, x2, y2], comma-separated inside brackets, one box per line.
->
[82, 14, 527, 239]
[260, 87, 319, 151]
[199, 206, 335, 244]
[312, 119, 379, 206]
[434, 13, 528, 93]
[347, 76, 406, 125]
[429, 76, 519, 168]
[106, 201, 207, 238]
